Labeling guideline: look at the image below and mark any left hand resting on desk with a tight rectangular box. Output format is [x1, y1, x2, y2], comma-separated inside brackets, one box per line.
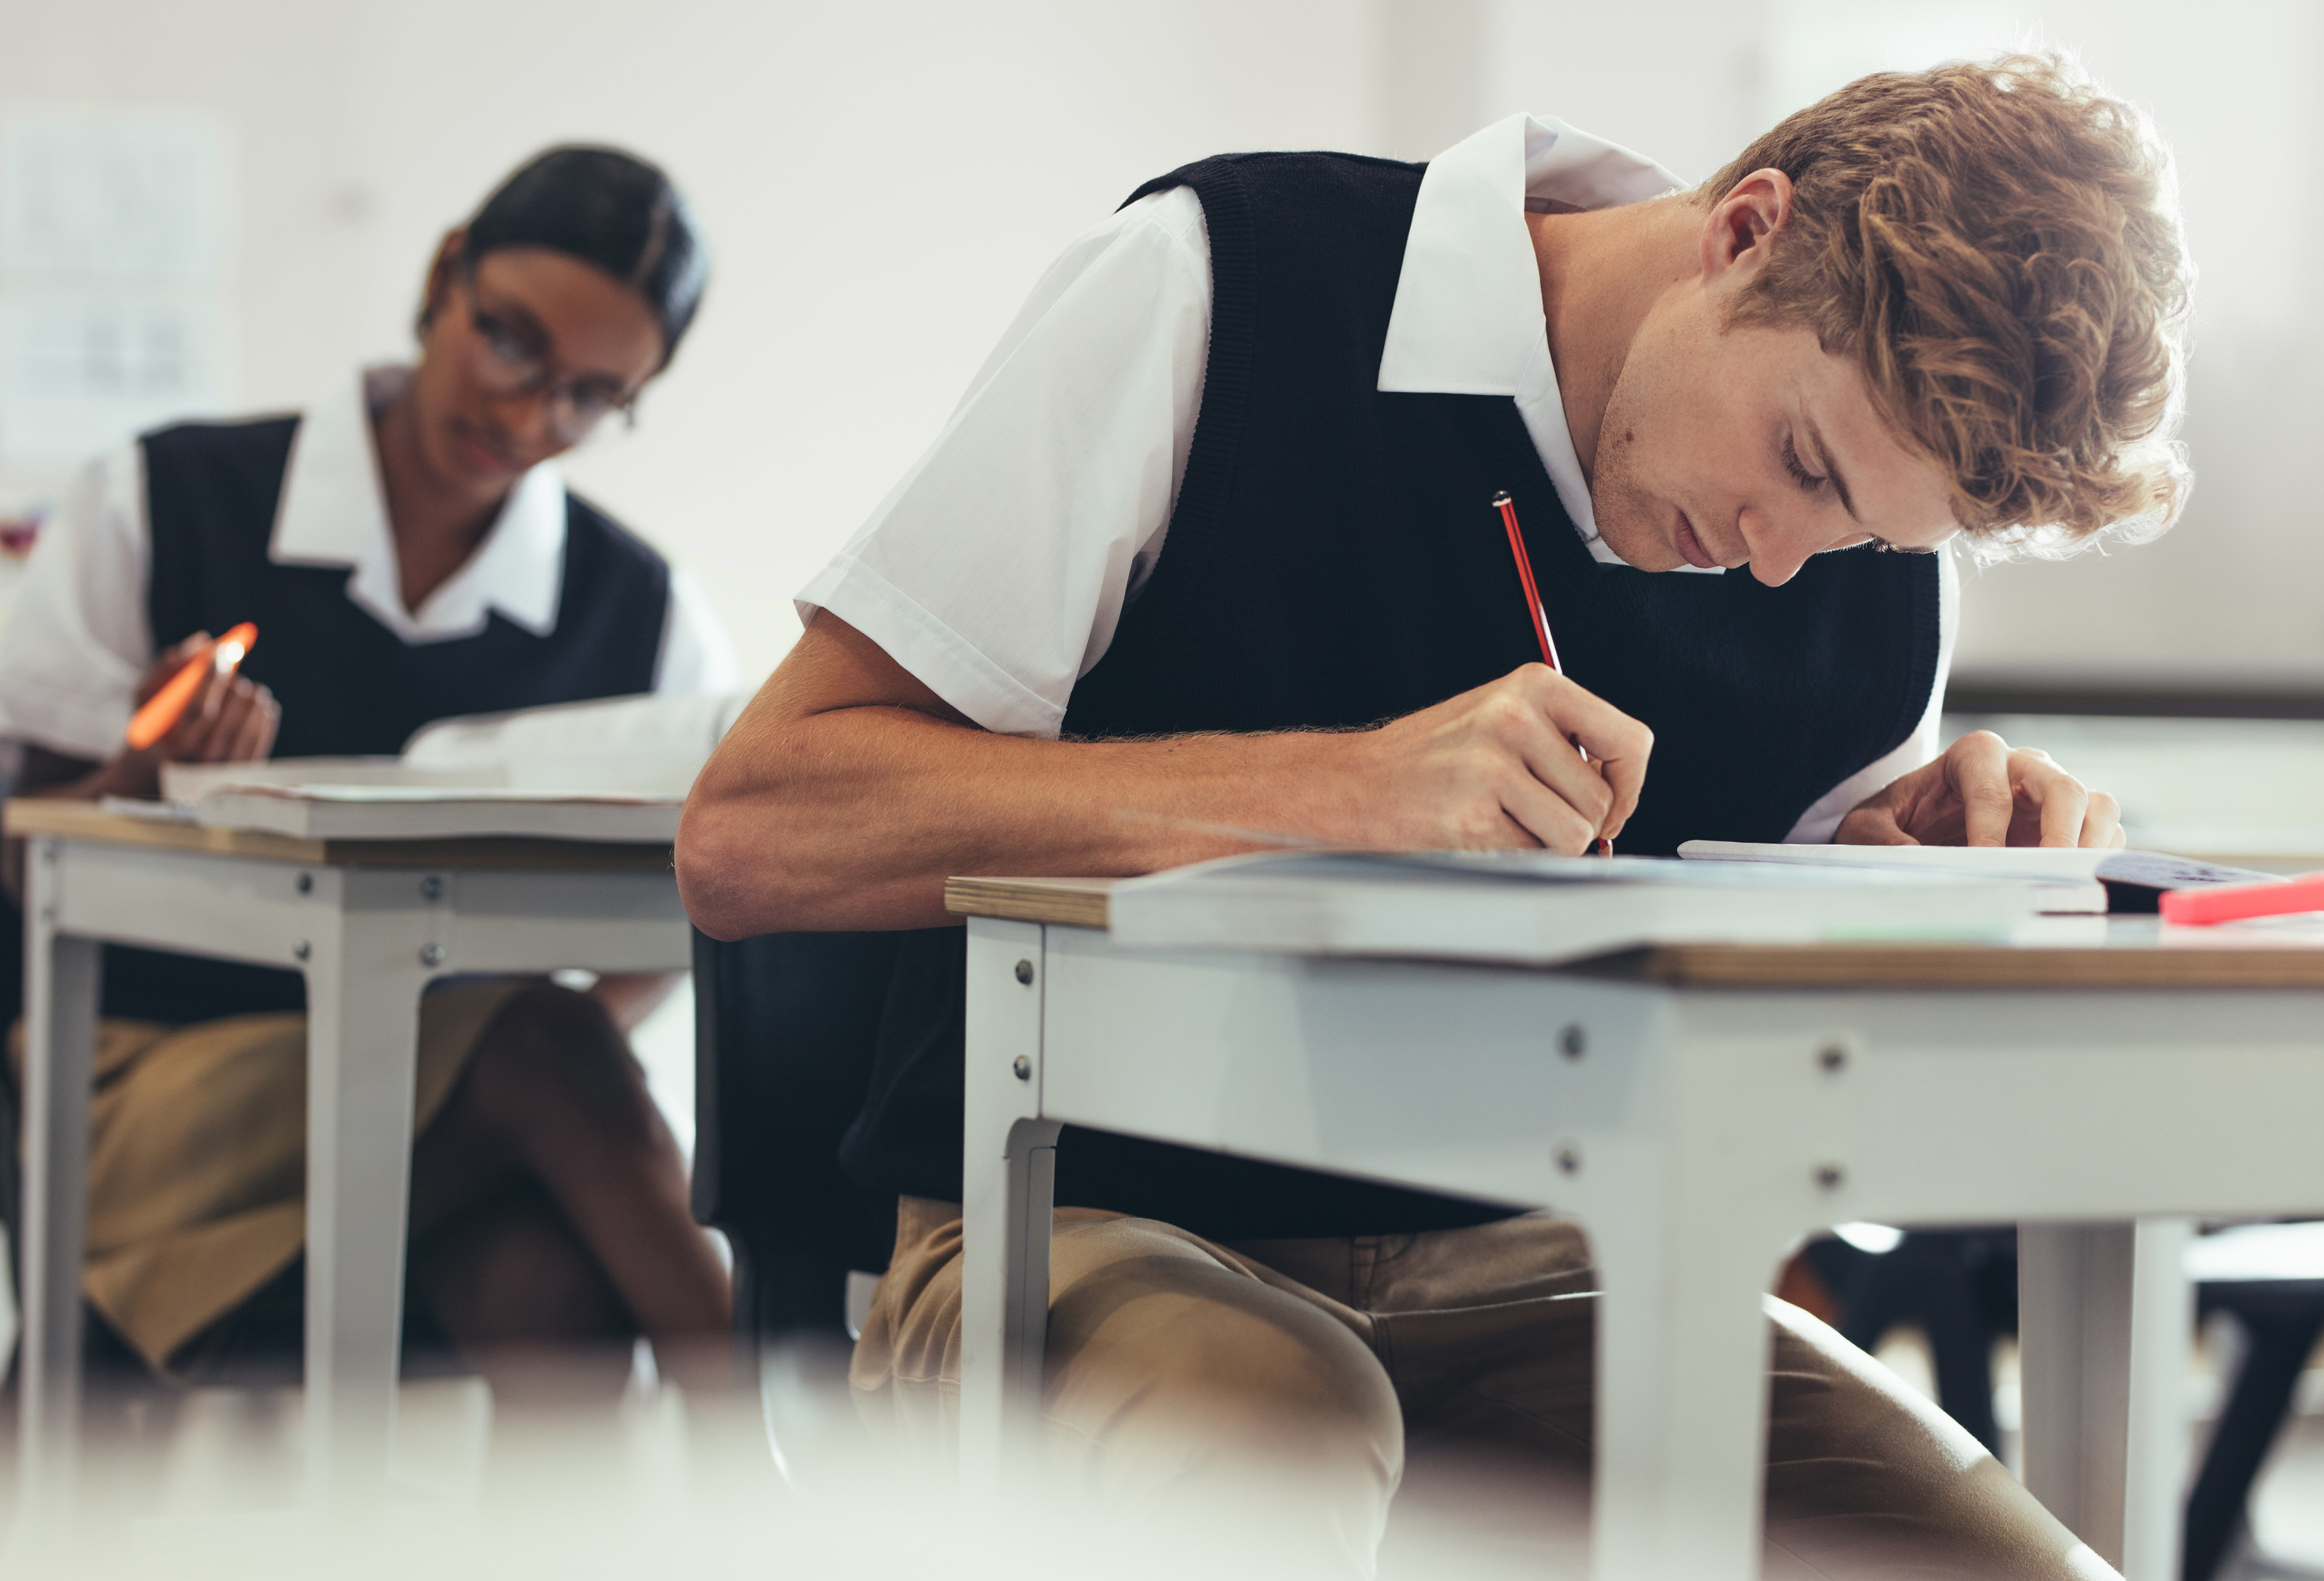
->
[1836, 730, 2124, 848]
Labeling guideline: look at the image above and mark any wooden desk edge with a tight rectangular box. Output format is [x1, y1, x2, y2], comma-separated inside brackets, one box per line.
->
[5, 798, 673, 872]
[944, 875, 1116, 931]
[944, 874, 2324, 988]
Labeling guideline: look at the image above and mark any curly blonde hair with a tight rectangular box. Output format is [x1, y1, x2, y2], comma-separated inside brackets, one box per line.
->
[1705, 53, 2192, 559]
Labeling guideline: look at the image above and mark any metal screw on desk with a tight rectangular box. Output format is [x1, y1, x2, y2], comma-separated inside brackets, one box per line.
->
[1012, 1056, 1032, 1081]
[296, 872, 313, 895]
[419, 943, 446, 968]
[1817, 1043, 1848, 1074]
[1554, 1141, 1583, 1175]
[293, 941, 311, 961]
[1015, 959, 1034, 985]
[1558, 1025, 1587, 1060]
[420, 875, 444, 901]
[1814, 1163, 1846, 1191]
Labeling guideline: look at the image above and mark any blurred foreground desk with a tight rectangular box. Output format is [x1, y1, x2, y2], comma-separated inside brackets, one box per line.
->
[947, 875, 2324, 1581]
[6, 798, 689, 1515]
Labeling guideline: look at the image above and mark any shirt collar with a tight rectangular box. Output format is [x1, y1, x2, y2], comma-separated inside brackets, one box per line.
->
[1377, 113, 1694, 569]
[268, 365, 568, 641]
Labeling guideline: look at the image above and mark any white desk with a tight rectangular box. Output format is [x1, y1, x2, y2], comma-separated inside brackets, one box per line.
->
[7, 799, 692, 1515]
[946, 875, 2324, 1581]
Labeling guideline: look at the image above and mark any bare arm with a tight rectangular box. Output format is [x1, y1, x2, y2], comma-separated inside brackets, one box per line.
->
[676, 612, 1652, 938]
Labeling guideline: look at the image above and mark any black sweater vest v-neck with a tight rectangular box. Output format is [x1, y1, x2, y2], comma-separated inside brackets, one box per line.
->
[143, 415, 671, 759]
[834, 154, 1939, 1239]
[84, 414, 672, 1026]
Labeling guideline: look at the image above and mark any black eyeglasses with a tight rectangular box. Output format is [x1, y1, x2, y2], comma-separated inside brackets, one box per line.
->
[458, 274, 639, 444]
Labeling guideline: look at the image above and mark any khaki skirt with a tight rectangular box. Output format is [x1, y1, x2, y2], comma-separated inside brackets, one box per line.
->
[12, 978, 528, 1374]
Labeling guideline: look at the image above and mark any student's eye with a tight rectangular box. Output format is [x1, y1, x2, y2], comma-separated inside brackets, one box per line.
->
[1781, 434, 1826, 495]
[476, 314, 535, 368]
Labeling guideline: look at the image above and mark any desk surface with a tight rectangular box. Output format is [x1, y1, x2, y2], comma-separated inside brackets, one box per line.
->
[944, 874, 2324, 988]
[5, 798, 676, 872]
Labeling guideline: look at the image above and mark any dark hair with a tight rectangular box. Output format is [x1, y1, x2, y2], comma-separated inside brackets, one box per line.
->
[459, 146, 710, 365]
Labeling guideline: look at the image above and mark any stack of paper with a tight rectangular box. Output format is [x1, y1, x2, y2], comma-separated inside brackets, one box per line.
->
[146, 691, 745, 842]
[184, 782, 682, 843]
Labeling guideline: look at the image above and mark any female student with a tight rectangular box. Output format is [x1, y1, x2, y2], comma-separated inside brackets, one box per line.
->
[0, 146, 737, 1399]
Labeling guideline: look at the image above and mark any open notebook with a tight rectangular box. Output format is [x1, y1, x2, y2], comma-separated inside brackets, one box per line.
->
[158, 782, 683, 843]
[141, 691, 745, 843]
[1107, 848, 2059, 966]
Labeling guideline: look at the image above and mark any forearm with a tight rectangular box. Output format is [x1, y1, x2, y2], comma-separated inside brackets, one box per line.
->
[678, 698, 1361, 936]
[2, 746, 112, 902]
[676, 611, 1651, 938]
[20, 753, 144, 803]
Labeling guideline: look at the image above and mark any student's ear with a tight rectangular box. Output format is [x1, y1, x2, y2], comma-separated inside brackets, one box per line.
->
[1698, 168, 1793, 284]
[414, 228, 469, 340]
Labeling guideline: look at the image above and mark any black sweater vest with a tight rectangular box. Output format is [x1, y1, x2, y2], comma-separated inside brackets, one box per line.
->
[92, 414, 671, 1024]
[143, 416, 671, 757]
[835, 154, 1939, 1239]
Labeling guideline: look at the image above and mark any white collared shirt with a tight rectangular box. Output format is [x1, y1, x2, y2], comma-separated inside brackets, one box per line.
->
[799, 115, 1956, 837]
[0, 366, 738, 763]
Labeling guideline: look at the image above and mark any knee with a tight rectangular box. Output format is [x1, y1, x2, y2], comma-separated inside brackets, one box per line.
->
[1042, 1235, 1401, 1569]
[1048, 1234, 1401, 1471]
[421, 1193, 631, 1346]
[459, 984, 654, 1139]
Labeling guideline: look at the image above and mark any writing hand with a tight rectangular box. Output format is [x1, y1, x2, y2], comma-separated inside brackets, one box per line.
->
[1351, 665, 1653, 854]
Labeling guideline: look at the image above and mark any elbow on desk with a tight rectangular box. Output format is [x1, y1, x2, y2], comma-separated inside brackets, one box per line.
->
[674, 792, 789, 942]
[675, 785, 904, 940]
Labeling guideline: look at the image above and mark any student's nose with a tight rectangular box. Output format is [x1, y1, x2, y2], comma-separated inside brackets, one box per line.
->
[493, 383, 562, 451]
[1737, 507, 1818, 588]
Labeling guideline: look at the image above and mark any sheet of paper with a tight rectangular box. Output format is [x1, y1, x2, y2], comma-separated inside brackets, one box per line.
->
[1676, 840, 2280, 889]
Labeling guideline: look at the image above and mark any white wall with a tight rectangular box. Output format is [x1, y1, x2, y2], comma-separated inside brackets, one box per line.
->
[1485, 0, 2324, 689]
[5, 1, 2318, 689]
[2, 0, 1382, 684]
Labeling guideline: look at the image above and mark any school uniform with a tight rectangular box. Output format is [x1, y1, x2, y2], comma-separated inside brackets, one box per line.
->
[805, 115, 2099, 1577]
[0, 365, 737, 1372]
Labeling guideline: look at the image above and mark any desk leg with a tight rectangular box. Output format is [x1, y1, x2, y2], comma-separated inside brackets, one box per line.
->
[17, 838, 99, 1517]
[1588, 1198, 1781, 1581]
[2021, 1218, 2190, 1575]
[959, 919, 1057, 1497]
[2124, 1218, 2195, 1581]
[302, 892, 432, 1514]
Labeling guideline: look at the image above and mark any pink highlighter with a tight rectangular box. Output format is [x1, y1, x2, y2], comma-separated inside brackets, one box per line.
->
[2160, 873, 2324, 926]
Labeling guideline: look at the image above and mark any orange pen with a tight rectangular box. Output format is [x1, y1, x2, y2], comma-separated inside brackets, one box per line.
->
[125, 622, 258, 751]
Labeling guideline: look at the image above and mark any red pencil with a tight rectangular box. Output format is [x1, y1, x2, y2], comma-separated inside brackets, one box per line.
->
[1490, 492, 1611, 857]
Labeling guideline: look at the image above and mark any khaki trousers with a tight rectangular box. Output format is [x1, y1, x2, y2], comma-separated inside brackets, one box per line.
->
[852, 1198, 2116, 1579]
[9, 979, 526, 1375]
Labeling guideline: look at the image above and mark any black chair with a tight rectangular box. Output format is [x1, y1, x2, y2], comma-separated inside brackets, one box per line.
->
[2180, 1229, 2324, 1581]
[1810, 1224, 2324, 1581]
[688, 929, 899, 1388]
[1806, 1229, 2018, 1455]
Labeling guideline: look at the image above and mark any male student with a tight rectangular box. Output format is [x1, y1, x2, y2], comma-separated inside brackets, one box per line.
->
[681, 57, 2182, 1577]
